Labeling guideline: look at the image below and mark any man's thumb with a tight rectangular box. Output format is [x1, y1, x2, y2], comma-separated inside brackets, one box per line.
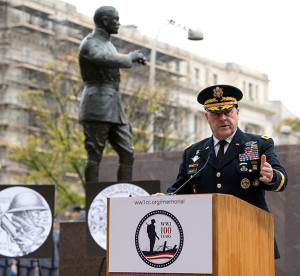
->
[261, 154, 266, 167]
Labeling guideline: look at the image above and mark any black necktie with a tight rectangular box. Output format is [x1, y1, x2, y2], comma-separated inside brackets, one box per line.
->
[217, 140, 227, 163]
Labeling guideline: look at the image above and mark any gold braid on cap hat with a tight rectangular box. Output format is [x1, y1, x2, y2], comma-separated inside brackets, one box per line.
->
[204, 98, 218, 104]
[204, 97, 237, 109]
[220, 97, 236, 102]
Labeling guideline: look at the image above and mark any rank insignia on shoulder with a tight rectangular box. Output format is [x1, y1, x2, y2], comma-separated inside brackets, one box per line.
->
[185, 144, 193, 150]
[261, 135, 272, 140]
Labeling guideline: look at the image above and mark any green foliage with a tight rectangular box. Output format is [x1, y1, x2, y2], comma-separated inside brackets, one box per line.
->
[275, 117, 300, 143]
[8, 59, 86, 212]
[123, 83, 184, 152]
[281, 118, 300, 132]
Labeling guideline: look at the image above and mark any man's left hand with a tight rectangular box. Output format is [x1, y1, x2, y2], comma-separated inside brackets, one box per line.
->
[259, 154, 274, 183]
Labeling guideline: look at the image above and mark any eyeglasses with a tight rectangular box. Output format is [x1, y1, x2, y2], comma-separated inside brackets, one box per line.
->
[209, 109, 236, 119]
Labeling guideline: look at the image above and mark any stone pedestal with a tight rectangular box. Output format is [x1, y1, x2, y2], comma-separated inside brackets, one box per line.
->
[59, 222, 106, 276]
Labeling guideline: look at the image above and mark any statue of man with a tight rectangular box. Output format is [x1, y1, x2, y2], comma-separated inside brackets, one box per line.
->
[78, 6, 146, 182]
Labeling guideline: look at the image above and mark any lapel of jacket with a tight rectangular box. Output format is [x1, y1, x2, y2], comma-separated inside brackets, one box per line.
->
[218, 128, 247, 168]
[200, 136, 218, 169]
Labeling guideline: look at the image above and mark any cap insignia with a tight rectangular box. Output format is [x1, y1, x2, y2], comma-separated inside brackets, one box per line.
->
[213, 87, 223, 98]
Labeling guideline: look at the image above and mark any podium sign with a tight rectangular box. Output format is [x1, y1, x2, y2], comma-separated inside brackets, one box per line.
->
[108, 195, 213, 274]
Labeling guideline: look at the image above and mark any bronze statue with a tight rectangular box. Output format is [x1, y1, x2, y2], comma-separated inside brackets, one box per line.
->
[78, 6, 146, 182]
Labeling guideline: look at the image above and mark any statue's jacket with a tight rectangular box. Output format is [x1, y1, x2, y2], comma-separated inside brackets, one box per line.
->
[78, 28, 134, 124]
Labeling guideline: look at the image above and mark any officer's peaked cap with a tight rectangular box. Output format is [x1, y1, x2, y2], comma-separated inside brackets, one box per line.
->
[197, 84, 243, 112]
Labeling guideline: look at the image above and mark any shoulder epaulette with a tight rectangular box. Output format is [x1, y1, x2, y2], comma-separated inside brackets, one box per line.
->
[184, 144, 193, 150]
[261, 135, 272, 140]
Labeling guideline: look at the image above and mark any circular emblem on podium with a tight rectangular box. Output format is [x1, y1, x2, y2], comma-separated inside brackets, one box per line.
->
[135, 210, 184, 268]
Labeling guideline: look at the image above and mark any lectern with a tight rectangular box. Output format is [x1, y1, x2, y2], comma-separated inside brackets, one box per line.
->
[107, 194, 275, 276]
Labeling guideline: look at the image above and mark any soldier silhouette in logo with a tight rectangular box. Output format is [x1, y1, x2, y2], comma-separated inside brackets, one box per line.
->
[147, 219, 160, 253]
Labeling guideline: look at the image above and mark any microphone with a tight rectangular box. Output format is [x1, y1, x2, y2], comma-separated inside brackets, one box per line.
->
[169, 151, 212, 195]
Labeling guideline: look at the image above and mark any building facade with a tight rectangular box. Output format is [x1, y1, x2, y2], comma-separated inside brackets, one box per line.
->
[0, 0, 285, 184]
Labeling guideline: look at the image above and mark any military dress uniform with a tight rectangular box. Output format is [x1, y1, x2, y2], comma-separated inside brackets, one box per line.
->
[17, 259, 37, 276]
[167, 84, 288, 259]
[168, 128, 287, 259]
[0, 259, 12, 276]
[167, 127, 287, 203]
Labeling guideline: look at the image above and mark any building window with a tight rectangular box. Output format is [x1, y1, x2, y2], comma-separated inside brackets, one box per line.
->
[245, 123, 262, 134]
[174, 60, 180, 71]
[193, 68, 199, 85]
[249, 83, 253, 100]
[213, 74, 218, 84]
[255, 85, 259, 101]
[194, 115, 198, 134]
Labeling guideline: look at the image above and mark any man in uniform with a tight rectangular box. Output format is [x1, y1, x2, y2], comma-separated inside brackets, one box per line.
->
[39, 227, 59, 276]
[0, 259, 12, 276]
[156, 84, 288, 259]
[17, 259, 37, 276]
[78, 6, 146, 182]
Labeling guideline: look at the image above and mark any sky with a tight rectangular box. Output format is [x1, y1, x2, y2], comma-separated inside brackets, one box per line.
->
[65, 0, 300, 118]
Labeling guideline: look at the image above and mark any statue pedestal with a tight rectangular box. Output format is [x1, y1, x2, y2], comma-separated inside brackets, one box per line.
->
[59, 222, 105, 276]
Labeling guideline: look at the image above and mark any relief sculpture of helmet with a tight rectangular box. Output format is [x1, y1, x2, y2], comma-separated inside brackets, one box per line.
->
[6, 192, 47, 213]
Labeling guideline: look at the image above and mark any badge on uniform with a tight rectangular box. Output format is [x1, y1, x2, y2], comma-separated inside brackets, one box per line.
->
[239, 141, 259, 162]
[251, 161, 258, 171]
[191, 155, 200, 162]
[192, 184, 197, 193]
[239, 162, 248, 172]
[253, 179, 260, 187]
[188, 168, 197, 175]
[241, 178, 250, 189]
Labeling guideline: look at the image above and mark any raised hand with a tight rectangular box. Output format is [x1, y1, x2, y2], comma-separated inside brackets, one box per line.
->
[259, 154, 274, 183]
